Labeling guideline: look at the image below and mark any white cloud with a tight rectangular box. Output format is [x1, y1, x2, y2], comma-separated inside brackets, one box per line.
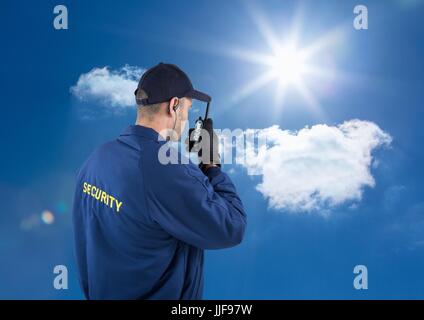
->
[70, 65, 144, 109]
[239, 119, 392, 213]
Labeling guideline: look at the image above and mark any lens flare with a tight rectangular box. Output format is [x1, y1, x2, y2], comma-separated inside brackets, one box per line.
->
[41, 210, 55, 225]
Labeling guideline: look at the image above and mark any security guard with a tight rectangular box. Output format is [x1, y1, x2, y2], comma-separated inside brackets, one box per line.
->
[72, 63, 247, 299]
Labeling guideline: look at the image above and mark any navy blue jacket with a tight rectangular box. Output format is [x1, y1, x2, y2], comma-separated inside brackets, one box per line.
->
[72, 125, 247, 299]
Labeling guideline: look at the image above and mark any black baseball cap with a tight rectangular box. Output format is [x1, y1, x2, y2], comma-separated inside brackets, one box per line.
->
[134, 62, 211, 105]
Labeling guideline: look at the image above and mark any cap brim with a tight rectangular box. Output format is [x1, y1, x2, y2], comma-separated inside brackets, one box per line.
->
[186, 89, 211, 103]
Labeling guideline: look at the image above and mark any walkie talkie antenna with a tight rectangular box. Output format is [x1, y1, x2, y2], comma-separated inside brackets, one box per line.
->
[204, 102, 210, 120]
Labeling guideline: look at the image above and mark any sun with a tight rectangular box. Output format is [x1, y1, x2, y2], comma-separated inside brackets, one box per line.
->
[268, 44, 308, 87]
[224, 4, 345, 118]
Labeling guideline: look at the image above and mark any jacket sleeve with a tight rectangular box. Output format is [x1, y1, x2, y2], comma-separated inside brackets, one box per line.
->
[72, 168, 90, 299]
[143, 158, 247, 250]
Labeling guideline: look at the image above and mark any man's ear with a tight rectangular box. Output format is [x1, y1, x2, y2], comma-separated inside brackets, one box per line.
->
[168, 97, 180, 114]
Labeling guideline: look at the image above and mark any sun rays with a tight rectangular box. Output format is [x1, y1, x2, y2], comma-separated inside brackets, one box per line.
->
[225, 4, 346, 120]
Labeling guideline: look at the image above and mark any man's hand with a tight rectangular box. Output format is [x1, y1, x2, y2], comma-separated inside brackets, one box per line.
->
[186, 118, 220, 171]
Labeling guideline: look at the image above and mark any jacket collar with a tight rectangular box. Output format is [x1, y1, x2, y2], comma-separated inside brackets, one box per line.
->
[119, 125, 164, 142]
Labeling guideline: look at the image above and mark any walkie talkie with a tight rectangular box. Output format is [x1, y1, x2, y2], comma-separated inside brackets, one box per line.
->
[189, 100, 210, 152]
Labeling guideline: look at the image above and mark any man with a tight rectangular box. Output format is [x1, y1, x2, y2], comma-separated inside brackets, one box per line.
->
[72, 62, 247, 300]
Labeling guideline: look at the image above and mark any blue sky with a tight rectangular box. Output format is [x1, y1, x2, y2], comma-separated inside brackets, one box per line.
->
[1, 0, 424, 299]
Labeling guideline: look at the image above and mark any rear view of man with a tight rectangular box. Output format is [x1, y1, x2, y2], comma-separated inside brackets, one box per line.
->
[72, 62, 247, 299]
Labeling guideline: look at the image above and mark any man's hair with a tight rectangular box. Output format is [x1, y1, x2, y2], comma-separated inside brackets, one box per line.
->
[136, 89, 164, 121]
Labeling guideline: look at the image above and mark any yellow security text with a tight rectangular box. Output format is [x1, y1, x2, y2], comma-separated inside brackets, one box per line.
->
[82, 182, 123, 213]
